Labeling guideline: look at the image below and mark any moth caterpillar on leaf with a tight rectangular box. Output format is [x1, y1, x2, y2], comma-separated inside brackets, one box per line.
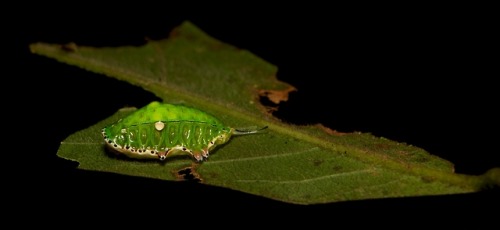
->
[101, 101, 267, 161]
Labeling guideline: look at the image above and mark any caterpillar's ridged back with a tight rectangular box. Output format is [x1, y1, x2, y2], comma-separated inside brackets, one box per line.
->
[118, 102, 223, 126]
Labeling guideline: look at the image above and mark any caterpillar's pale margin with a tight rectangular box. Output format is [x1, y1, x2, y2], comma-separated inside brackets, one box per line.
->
[102, 101, 267, 161]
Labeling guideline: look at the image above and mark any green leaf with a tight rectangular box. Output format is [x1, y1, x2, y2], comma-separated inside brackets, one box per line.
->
[30, 21, 499, 204]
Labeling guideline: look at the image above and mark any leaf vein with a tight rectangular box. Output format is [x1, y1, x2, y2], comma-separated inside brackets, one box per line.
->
[235, 169, 372, 184]
[205, 147, 321, 164]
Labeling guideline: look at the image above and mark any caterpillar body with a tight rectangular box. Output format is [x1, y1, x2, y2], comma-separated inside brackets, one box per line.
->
[101, 101, 266, 161]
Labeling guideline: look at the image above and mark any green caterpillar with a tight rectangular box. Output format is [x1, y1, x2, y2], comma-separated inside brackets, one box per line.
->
[101, 101, 266, 161]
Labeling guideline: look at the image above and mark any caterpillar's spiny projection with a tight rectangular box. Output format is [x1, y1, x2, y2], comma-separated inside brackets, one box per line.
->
[101, 101, 267, 161]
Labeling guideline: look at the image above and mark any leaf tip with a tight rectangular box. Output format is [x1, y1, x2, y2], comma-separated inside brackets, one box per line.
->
[482, 167, 500, 189]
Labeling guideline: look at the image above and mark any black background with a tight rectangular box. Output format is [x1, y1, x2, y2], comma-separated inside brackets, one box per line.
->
[12, 4, 498, 222]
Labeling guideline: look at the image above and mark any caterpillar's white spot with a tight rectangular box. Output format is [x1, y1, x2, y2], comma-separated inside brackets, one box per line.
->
[155, 121, 165, 131]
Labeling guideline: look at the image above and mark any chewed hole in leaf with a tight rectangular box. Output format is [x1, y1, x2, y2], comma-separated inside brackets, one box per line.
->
[176, 167, 202, 183]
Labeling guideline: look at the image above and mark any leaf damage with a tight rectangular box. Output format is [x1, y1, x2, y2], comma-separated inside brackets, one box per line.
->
[175, 164, 203, 183]
[258, 86, 296, 113]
